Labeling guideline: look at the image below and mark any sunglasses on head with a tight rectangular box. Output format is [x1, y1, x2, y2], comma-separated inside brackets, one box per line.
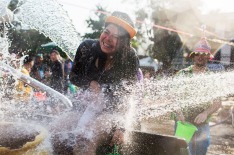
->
[194, 53, 209, 56]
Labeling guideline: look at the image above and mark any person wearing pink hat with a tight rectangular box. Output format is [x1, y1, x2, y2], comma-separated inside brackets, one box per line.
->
[179, 37, 213, 75]
[175, 38, 221, 155]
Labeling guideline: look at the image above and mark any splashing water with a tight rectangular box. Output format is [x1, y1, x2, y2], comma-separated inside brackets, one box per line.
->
[73, 92, 106, 139]
[1, 0, 234, 154]
[15, 0, 80, 59]
[0, 2, 77, 152]
[125, 71, 234, 123]
[0, 0, 74, 120]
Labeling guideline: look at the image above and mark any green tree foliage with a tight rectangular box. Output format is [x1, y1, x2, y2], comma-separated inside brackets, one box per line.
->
[82, 5, 107, 40]
[147, 3, 183, 70]
[8, 28, 51, 54]
[150, 29, 182, 70]
[132, 8, 148, 50]
[146, 0, 204, 71]
[149, 6, 181, 69]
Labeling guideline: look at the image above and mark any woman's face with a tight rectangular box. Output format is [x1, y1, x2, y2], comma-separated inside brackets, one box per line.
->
[26, 61, 34, 73]
[50, 52, 58, 62]
[100, 24, 119, 55]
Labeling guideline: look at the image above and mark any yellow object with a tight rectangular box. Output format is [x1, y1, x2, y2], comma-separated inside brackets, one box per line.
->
[0, 122, 48, 155]
[105, 15, 137, 38]
[15, 68, 33, 101]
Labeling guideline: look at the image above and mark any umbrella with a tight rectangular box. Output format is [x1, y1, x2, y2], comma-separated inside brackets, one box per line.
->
[37, 42, 68, 58]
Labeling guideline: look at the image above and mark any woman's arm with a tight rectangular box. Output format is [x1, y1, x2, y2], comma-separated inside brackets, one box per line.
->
[70, 41, 94, 88]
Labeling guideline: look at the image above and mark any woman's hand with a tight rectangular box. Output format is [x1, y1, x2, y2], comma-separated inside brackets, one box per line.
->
[194, 111, 208, 124]
[89, 80, 101, 93]
[109, 129, 124, 146]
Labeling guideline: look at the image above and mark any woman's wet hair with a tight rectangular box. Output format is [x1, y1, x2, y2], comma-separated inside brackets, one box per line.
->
[104, 11, 138, 80]
[110, 27, 135, 80]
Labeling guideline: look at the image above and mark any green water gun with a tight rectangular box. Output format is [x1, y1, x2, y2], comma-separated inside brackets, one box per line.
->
[68, 83, 76, 93]
[106, 145, 120, 155]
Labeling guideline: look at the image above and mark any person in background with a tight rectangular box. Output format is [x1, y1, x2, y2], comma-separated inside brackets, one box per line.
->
[141, 66, 155, 80]
[175, 37, 222, 155]
[48, 50, 64, 93]
[64, 57, 74, 94]
[31, 54, 48, 83]
[64, 57, 73, 77]
[15, 56, 34, 102]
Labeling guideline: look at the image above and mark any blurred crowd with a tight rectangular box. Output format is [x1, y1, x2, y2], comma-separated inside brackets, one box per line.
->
[0, 49, 77, 104]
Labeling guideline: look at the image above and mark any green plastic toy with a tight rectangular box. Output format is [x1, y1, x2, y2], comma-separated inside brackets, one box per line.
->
[106, 145, 120, 155]
[68, 84, 76, 93]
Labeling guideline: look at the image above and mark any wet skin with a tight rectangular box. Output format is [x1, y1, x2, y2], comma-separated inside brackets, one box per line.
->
[193, 53, 210, 67]
[99, 24, 119, 57]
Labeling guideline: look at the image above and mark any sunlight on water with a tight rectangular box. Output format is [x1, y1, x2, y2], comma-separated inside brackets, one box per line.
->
[131, 71, 234, 121]
[1, 0, 234, 154]
[15, 0, 80, 59]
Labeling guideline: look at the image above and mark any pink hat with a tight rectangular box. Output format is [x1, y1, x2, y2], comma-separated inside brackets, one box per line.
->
[189, 37, 214, 59]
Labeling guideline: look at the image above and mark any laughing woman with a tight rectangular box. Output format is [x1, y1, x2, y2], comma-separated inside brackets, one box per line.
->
[70, 11, 139, 154]
[70, 11, 139, 94]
